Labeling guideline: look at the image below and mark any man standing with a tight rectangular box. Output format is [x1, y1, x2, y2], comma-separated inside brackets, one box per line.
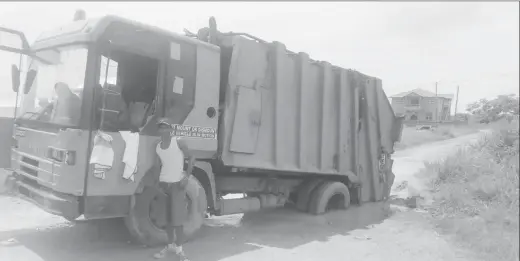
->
[154, 119, 192, 261]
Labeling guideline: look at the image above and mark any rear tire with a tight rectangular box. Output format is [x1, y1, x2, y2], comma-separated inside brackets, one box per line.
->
[296, 179, 326, 212]
[63, 216, 80, 223]
[124, 175, 207, 247]
[308, 181, 351, 215]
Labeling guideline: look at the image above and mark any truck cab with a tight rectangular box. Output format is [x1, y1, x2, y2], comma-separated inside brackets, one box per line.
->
[1, 13, 220, 245]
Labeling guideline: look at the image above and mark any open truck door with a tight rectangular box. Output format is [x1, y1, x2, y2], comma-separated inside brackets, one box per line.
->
[0, 27, 31, 168]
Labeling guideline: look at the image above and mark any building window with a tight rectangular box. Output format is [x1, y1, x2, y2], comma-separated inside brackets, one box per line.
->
[393, 98, 404, 104]
[429, 99, 435, 104]
[426, 112, 433, 121]
[409, 97, 420, 106]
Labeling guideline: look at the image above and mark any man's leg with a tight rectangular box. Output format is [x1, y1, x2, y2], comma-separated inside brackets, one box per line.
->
[153, 183, 177, 259]
[171, 226, 189, 260]
[154, 182, 190, 260]
[171, 182, 190, 261]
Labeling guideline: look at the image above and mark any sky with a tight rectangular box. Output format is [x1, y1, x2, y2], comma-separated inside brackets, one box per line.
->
[0, 1, 518, 114]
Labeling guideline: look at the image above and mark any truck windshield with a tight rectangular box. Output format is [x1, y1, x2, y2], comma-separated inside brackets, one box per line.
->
[15, 45, 88, 127]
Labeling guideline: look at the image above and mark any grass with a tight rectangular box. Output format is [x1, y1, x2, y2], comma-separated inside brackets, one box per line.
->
[395, 124, 479, 150]
[421, 120, 519, 261]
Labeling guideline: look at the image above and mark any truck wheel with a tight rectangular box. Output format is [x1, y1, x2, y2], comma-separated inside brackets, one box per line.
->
[63, 216, 80, 223]
[296, 179, 325, 212]
[124, 175, 207, 247]
[308, 181, 351, 215]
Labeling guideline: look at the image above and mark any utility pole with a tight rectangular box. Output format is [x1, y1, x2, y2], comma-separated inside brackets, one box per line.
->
[435, 82, 438, 123]
[454, 85, 460, 120]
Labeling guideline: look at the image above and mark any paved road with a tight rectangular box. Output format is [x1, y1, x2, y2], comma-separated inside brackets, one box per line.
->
[0, 132, 485, 261]
[391, 131, 486, 199]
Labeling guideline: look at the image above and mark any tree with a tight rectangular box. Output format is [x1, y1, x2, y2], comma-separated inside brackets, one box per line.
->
[466, 94, 519, 123]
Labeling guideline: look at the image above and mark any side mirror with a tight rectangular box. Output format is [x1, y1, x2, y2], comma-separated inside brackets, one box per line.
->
[24, 69, 37, 94]
[11, 64, 20, 92]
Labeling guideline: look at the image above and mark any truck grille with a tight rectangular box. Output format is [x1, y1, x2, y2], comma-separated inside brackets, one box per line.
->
[20, 165, 38, 177]
[22, 156, 39, 166]
[21, 156, 40, 177]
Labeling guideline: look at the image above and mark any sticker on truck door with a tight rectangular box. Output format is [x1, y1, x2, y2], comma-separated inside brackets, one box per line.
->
[170, 124, 216, 139]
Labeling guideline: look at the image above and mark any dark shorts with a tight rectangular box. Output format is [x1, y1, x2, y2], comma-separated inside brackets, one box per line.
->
[161, 182, 188, 227]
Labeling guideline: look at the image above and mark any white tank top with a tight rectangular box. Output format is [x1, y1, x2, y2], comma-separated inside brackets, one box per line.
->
[156, 137, 185, 183]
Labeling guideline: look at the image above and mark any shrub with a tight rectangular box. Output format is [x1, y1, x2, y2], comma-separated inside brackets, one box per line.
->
[426, 122, 519, 261]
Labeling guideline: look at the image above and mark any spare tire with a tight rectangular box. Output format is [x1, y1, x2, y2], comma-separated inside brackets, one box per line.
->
[124, 175, 207, 247]
[308, 181, 351, 215]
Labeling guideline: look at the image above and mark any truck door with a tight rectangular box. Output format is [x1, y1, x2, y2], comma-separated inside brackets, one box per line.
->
[0, 27, 31, 168]
[229, 86, 262, 154]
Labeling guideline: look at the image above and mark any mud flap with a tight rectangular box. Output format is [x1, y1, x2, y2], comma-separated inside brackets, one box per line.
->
[381, 156, 395, 200]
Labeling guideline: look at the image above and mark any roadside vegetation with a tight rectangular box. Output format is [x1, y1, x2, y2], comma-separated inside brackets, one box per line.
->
[395, 94, 519, 151]
[422, 94, 519, 261]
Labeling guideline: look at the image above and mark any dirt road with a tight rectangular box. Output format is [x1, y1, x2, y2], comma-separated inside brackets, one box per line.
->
[0, 132, 485, 261]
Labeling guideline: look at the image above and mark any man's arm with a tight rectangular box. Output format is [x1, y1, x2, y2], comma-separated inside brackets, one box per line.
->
[176, 137, 194, 176]
[176, 137, 191, 157]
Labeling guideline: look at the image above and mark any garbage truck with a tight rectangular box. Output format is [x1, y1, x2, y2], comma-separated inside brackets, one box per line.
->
[0, 12, 403, 246]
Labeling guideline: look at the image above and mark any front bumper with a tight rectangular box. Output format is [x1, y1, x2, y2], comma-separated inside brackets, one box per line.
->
[3, 172, 81, 220]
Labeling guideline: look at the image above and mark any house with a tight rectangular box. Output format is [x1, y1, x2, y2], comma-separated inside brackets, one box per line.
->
[390, 88, 453, 123]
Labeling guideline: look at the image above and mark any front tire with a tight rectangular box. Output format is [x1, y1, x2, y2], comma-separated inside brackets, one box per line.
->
[124, 175, 207, 247]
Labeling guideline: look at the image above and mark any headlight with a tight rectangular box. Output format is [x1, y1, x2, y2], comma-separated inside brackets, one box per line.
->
[64, 151, 76, 165]
[47, 147, 76, 165]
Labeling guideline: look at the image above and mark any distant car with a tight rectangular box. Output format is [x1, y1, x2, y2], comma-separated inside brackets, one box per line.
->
[416, 125, 436, 131]
[479, 118, 490, 124]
